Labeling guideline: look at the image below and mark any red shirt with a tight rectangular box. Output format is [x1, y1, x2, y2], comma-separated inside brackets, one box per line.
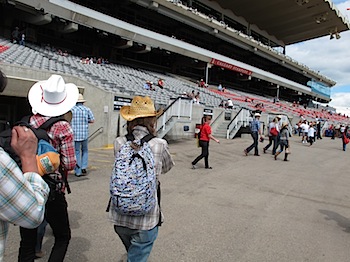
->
[200, 123, 211, 142]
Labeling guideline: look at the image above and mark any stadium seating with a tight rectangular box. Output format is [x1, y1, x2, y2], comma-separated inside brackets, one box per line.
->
[0, 37, 349, 125]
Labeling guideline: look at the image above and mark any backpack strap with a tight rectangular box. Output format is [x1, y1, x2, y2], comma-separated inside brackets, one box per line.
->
[125, 133, 155, 144]
[39, 116, 66, 130]
[39, 116, 71, 194]
[141, 134, 155, 144]
[125, 133, 135, 142]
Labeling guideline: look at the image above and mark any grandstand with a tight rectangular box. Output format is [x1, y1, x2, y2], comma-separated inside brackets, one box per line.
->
[0, 0, 349, 147]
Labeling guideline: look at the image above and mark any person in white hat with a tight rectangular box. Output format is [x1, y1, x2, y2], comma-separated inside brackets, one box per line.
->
[19, 74, 78, 261]
[244, 112, 263, 156]
[70, 93, 95, 177]
[0, 70, 49, 262]
[109, 96, 174, 262]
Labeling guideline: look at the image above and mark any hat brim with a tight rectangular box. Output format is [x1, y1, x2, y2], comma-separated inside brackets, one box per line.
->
[120, 106, 163, 121]
[77, 99, 86, 103]
[28, 81, 79, 117]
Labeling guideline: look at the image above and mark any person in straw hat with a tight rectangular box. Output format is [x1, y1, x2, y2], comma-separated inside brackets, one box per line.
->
[244, 112, 263, 156]
[70, 93, 95, 177]
[0, 70, 49, 262]
[274, 122, 291, 161]
[19, 74, 78, 261]
[109, 96, 174, 262]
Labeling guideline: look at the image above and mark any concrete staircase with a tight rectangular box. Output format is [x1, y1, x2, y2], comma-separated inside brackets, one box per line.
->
[213, 121, 230, 138]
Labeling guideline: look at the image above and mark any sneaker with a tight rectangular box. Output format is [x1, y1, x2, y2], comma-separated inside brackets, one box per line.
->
[244, 149, 248, 156]
[205, 167, 213, 169]
[82, 169, 87, 173]
[192, 164, 197, 169]
[263, 148, 266, 154]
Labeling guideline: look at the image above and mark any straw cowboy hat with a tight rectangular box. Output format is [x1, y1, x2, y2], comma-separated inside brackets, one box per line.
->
[120, 96, 162, 121]
[77, 93, 86, 103]
[28, 75, 79, 117]
[282, 122, 289, 128]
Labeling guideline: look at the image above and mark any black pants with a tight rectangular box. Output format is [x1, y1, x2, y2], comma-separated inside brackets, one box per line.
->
[192, 140, 209, 168]
[264, 135, 278, 154]
[18, 193, 71, 262]
[246, 132, 259, 155]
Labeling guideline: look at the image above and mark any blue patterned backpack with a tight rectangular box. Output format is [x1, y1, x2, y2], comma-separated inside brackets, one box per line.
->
[109, 133, 156, 216]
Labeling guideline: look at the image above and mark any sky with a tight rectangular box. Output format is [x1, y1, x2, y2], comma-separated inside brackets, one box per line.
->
[286, 0, 350, 114]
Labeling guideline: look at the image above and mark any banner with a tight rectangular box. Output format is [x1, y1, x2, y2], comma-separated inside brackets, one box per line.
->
[307, 80, 330, 98]
[210, 58, 252, 75]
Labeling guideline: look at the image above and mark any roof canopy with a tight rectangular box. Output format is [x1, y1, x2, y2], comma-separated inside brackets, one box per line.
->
[211, 0, 350, 45]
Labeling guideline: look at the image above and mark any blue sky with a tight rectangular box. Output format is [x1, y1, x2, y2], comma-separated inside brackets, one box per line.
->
[287, 0, 350, 112]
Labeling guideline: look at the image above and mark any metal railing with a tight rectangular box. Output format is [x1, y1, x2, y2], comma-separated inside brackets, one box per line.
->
[226, 108, 251, 139]
[88, 126, 104, 142]
[157, 97, 193, 134]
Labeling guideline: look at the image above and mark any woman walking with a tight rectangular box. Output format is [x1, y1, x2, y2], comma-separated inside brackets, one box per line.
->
[263, 116, 280, 155]
[342, 126, 349, 151]
[274, 122, 290, 161]
[192, 115, 220, 169]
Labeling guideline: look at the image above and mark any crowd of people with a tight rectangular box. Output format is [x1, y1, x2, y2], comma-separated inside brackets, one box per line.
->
[80, 57, 109, 65]
[0, 69, 176, 262]
[143, 79, 165, 91]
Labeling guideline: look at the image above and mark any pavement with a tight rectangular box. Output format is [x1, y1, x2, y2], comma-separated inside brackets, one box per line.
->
[4, 135, 350, 262]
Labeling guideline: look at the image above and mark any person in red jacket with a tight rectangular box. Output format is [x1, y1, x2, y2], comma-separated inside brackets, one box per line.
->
[191, 115, 220, 169]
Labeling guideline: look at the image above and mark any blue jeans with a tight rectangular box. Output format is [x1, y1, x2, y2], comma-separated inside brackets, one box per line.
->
[114, 225, 158, 262]
[74, 139, 88, 175]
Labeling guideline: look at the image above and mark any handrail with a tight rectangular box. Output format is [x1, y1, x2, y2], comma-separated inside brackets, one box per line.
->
[88, 126, 103, 141]
[226, 107, 245, 129]
[157, 96, 191, 118]
[156, 97, 193, 137]
[226, 107, 251, 139]
[210, 110, 224, 127]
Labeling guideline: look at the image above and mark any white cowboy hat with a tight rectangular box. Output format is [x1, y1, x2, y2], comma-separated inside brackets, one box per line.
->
[77, 93, 86, 103]
[254, 113, 261, 117]
[28, 75, 79, 117]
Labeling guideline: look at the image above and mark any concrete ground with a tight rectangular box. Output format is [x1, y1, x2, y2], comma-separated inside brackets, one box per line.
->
[4, 135, 350, 262]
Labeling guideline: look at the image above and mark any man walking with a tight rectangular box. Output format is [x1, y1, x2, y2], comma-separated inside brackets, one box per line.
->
[71, 94, 95, 177]
[19, 74, 78, 262]
[244, 113, 262, 156]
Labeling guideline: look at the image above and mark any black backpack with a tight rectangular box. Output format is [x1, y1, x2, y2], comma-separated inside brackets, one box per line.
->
[0, 115, 63, 167]
[0, 115, 71, 200]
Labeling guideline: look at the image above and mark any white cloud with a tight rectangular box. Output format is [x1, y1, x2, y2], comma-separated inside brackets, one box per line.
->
[329, 92, 350, 107]
[286, 30, 350, 87]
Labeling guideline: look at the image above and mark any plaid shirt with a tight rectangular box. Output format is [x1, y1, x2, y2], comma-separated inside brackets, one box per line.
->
[0, 147, 49, 261]
[109, 126, 175, 230]
[70, 103, 95, 141]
